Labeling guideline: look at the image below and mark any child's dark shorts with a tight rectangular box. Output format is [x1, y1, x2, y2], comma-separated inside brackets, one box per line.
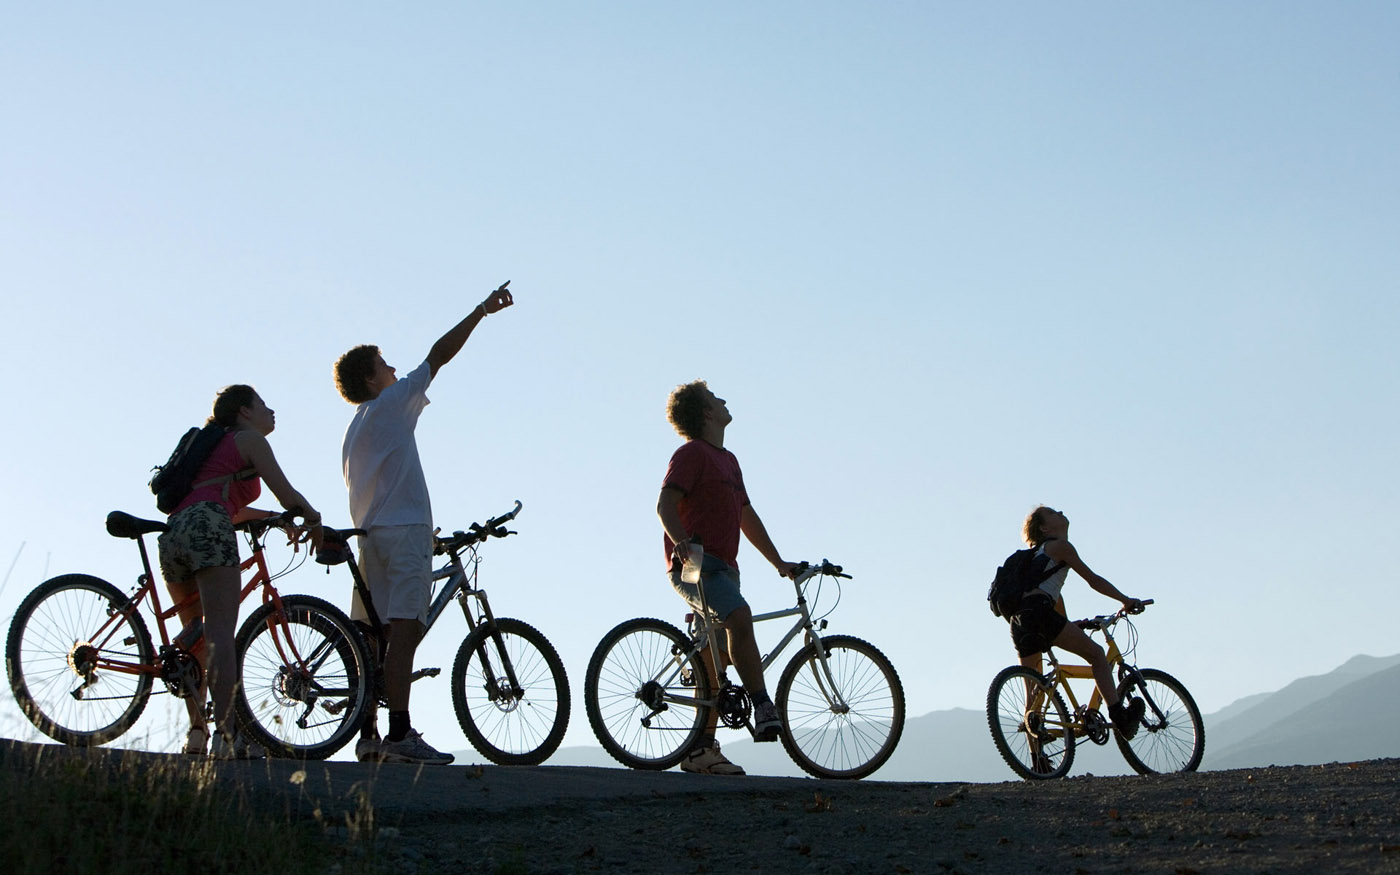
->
[1010, 592, 1067, 657]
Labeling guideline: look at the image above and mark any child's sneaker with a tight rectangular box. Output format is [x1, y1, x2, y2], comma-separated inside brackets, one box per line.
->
[753, 701, 782, 742]
[680, 741, 746, 776]
[1110, 697, 1147, 740]
[379, 729, 454, 765]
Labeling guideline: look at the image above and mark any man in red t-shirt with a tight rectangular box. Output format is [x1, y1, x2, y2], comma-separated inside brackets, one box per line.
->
[658, 380, 797, 775]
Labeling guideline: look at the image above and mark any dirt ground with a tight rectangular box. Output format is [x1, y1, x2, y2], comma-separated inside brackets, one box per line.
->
[5, 739, 1397, 874]
[365, 759, 1400, 874]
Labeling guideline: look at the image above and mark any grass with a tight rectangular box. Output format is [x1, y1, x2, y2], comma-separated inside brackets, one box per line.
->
[0, 738, 390, 875]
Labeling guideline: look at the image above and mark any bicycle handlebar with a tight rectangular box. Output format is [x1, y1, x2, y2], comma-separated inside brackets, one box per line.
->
[435, 500, 524, 554]
[235, 511, 301, 538]
[792, 559, 851, 581]
[1076, 598, 1155, 631]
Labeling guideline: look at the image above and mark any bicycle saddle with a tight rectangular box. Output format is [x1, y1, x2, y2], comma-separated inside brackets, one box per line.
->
[106, 510, 169, 539]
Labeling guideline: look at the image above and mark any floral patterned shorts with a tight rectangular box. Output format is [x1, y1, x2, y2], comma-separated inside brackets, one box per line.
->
[157, 501, 240, 583]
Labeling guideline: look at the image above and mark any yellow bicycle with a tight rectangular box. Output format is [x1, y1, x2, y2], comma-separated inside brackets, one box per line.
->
[986, 600, 1204, 779]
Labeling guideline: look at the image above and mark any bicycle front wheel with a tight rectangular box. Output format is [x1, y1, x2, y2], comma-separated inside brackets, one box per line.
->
[1116, 667, 1205, 775]
[452, 618, 570, 765]
[584, 618, 711, 770]
[6, 574, 155, 746]
[775, 635, 905, 779]
[234, 594, 371, 759]
[986, 665, 1075, 780]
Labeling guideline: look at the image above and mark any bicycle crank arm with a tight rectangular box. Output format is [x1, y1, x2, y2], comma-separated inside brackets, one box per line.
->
[411, 667, 441, 682]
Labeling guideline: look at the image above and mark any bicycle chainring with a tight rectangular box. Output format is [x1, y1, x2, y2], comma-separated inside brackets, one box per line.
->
[1081, 707, 1111, 745]
[716, 684, 751, 729]
[159, 646, 203, 699]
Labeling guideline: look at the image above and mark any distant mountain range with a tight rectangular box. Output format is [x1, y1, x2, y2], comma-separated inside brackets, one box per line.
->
[524, 652, 1400, 782]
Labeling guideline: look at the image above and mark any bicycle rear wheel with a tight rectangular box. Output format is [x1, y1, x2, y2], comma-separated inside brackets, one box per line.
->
[584, 617, 711, 770]
[1115, 667, 1205, 774]
[6, 574, 155, 746]
[452, 617, 570, 765]
[776, 635, 905, 779]
[986, 665, 1075, 780]
[234, 594, 371, 759]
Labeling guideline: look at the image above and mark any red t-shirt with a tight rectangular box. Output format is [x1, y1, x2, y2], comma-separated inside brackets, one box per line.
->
[662, 439, 749, 572]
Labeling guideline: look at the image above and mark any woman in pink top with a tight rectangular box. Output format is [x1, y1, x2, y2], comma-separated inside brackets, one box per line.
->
[156, 384, 323, 757]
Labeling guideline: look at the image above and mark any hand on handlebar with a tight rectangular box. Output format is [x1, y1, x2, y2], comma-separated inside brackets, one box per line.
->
[1121, 598, 1150, 615]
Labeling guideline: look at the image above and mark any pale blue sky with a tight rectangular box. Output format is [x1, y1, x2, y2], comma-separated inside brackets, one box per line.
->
[3, 3, 1397, 767]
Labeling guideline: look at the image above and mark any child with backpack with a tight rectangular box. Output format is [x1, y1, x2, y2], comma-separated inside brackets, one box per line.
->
[998, 506, 1147, 739]
[154, 384, 324, 757]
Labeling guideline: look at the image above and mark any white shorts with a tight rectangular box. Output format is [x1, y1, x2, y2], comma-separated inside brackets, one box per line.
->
[350, 524, 433, 627]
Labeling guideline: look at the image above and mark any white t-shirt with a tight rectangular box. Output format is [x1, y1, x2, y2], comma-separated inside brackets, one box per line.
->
[343, 360, 433, 529]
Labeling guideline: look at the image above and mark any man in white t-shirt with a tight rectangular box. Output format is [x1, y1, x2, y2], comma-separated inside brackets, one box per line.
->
[333, 282, 515, 764]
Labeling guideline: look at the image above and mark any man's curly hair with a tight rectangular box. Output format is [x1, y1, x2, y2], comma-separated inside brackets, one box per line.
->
[666, 380, 711, 440]
[334, 344, 380, 404]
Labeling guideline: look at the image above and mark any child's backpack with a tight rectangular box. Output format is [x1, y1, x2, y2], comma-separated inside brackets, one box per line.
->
[987, 544, 1067, 619]
[149, 424, 248, 514]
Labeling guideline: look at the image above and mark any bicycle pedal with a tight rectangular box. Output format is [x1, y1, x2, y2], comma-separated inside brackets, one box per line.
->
[410, 667, 441, 681]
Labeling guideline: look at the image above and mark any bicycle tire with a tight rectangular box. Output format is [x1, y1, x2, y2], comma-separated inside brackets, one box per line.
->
[584, 617, 711, 770]
[1115, 667, 1205, 775]
[234, 594, 371, 759]
[6, 574, 155, 746]
[451, 617, 571, 766]
[986, 665, 1076, 780]
[775, 635, 905, 779]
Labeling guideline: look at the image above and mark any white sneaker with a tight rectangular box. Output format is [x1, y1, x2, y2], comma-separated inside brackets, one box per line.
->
[379, 729, 454, 765]
[681, 741, 746, 776]
[355, 737, 385, 763]
[753, 701, 782, 742]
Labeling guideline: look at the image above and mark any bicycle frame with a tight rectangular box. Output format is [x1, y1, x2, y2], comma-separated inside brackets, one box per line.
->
[1033, 611, 1170, 739]
[670, 563, 849, 717]
[347, 500, 526, 701]
[1040, 631, 1127, 721]
[81, 522, 300, 695]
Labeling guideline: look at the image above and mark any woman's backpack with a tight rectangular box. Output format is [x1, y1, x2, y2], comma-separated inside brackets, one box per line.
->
[149, 424, 249, 514]
[987, 545, 1066, 619]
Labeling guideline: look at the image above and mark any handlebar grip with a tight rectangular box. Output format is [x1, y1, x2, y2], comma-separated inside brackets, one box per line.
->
[485, 500, 524, 529]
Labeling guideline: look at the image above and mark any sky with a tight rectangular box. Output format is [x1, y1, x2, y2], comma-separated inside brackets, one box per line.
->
[2, 3, 1398, 769]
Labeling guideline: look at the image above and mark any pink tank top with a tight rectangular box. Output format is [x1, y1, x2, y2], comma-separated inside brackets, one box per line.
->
[170, 431, 261, 518]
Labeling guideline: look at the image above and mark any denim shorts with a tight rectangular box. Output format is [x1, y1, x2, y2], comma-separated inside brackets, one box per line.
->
[669, 556, 749, 621]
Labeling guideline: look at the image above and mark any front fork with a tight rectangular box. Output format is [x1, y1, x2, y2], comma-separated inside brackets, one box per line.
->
[1115, 663, 1164, 730]
[455, 588, 523, 704]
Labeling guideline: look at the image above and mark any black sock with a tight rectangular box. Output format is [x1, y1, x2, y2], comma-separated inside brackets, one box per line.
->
[387, 711, 411, 743]
[751, 690, 772, 708]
